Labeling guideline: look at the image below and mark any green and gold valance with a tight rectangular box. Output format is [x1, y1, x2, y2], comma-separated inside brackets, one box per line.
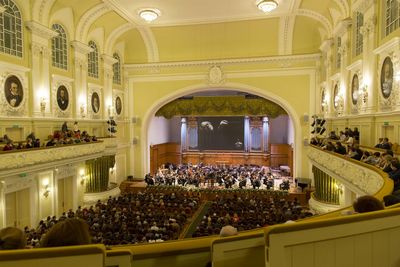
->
[155, 96, 286, 119]
[85, 155, 115, 193]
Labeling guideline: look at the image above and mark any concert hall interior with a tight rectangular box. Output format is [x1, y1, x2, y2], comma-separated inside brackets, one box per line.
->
[1, 0, 400, 266]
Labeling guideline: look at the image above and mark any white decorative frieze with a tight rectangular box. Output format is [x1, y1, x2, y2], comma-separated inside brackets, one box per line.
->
[208, 66, 224, 85]
[26, 21, 58, 40]
[0, 142, 106, 172]
[308, 146, 384, 195]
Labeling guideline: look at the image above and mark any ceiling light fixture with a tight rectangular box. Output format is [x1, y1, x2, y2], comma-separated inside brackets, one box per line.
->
[257, 0, 278, 13]
[139, 8, 160, 22]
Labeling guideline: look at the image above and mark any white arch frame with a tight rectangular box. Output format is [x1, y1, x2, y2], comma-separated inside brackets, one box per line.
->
[140, 82, 303, 178]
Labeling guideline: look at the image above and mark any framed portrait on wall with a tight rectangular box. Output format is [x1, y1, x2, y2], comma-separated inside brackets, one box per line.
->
[4, 75, 23, 108]
[56, 85, 69, 111]
[91, 92, 100, 113]
[115, 96, 122, 115]
[351, 74, 359, 105]
[380, 56, 393, 99]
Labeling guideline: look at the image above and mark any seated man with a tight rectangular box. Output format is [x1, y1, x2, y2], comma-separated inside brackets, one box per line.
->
[375, 138, 384, 148]
[380, 138, 392, 150]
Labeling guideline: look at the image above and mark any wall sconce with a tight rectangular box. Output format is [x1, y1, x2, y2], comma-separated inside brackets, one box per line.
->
[40, 97, 46, 114]
[361, 85, 368, 104]
[42, 178, 51, 198]
[80, 103, 86, 118]
[107, 105, 113, 117]
[109, 165, 116, 175]
[79, 169, 86, 185]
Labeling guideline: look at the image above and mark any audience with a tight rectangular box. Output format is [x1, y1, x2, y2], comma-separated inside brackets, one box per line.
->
[353, 195, 384, 213]
[0, 227, 26, 250]
[40, 218, 91, 247]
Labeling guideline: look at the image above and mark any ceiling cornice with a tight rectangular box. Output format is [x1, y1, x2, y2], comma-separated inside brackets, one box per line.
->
[125, 53, 321, 70]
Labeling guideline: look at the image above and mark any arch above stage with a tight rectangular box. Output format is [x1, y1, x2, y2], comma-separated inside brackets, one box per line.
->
[141, 82, 304, 178]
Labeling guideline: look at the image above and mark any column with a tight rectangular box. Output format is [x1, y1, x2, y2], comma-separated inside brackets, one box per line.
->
[244, 116, 250, 152]
[181, 117, 187, 152]
[26, 21, 57, 117]
[263, 117, 269, 152]
[0, 181, 5, 228]
[101, 54, 118, 119]
[361, 13, 377, 113]
[71, 41, 93, 118]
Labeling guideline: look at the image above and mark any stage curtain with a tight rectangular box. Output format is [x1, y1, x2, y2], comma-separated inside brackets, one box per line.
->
[85, 155, 116, 193]
[155, 96, 286, 119]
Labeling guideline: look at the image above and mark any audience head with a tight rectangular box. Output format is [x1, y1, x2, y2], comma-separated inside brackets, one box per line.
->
[219, 225, 238, 237]
[40, 218, 91, 247]
[386, 149, 394, 157]
[353, 195, 384, 213]
[0, 227, 26, 250]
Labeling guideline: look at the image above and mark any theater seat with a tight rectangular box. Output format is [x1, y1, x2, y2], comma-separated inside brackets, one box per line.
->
[0, 244, 106, 267]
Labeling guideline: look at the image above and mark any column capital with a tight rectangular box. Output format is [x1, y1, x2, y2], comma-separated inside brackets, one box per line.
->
[26, 21, 58, 40]
[71, 40, 93, 55]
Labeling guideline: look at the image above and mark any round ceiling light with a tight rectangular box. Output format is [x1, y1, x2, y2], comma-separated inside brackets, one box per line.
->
[139, 8, 160, 22]
[257, 0, 278, 12]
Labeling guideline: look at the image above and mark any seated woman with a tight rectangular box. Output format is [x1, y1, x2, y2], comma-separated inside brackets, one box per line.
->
[40, 218, 92, 247]
[0, 227, 26, 250]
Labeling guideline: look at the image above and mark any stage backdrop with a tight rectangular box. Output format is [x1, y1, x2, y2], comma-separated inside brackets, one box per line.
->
[197, 116, 244, 151]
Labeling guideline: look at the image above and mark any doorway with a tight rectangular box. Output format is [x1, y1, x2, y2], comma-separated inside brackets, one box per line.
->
[5, 188, 31, 228]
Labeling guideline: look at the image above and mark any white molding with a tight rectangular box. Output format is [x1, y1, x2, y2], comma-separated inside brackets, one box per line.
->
[0, 61, 30, 72]
[105, 23, 134, 55]
[83, 186, 120, 205]
[373, 37, 400, 55]
[330, 72, 341, 81]
[103, 0, 160, 62]
[26, 21, 58, 39]
[102, 54, 118, 66]
[71, 40, 93, 54]
[125, 53, 320, 70]
[334, 0, 350, 17]
[309, 196, 341, 214]
[0, 142, 107, 177]
[52, 74, 74, 83]
[352, 0, 376, 13]
[88, 82, 103, 90]
[308, 146, 384, 195]
[297, 9, 333, 37]
[333, 17, 352, 36]
[319, 38, 333, 52]
[346, 59, 363, 71]
[76, 3, 111, 42]
[129, 67, 316, 82]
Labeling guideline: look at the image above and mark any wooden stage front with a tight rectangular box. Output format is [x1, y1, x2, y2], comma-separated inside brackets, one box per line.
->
[182, 151, 270, 166]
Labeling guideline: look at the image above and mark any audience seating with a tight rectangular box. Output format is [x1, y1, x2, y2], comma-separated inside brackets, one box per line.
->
[105, 249, 133, 267]
[265, 207, 400, 267]
[0, 244, 105, 267]
[211, 230, 265, 267]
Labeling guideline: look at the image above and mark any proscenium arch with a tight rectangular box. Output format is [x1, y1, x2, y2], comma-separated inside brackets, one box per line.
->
[140, 82, 303, 178]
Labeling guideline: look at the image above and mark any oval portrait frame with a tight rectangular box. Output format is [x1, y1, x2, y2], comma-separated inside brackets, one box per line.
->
[56, 84, 69, 111]
[91, 92, 100, 113]
[4, 75, 24, 108]
[380, 56, 393, 99]
[351, 74, 359, 105]
[115, 96, 122, 115]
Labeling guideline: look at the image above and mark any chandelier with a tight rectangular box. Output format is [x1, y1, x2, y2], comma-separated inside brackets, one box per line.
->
[139, 8, 160, 22]
[257, 0, 278, 12]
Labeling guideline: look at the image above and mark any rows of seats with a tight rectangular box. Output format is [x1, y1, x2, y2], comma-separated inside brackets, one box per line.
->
[2, 207, 400, 267]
